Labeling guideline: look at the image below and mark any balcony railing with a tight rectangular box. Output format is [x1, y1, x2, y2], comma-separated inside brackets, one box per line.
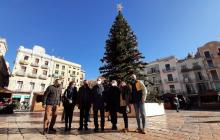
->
[147, 70, 160, 75]
[192, 65, 202, 70]
[207, 64, 218, 69]
[27, 73, 37, 78]
[41, 65, 49, 69]
[19, 60, 29, 65]
[15, 71, 26, 77]
[164, 78, 178, 83]
[181, 68, 191, 73]
[31, 62, 39, 67]
[70, 74, 76, 77]
[39, 75, 47, 80]
[164, 89, 181, 94]
[162, 67, 176, 73]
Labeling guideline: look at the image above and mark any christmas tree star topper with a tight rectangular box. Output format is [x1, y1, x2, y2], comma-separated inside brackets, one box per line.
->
[117, 3, 123, 12]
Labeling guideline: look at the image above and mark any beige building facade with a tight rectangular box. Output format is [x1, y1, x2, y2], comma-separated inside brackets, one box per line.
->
[198, 41, 220, 91]
[8, 45, 85, 103]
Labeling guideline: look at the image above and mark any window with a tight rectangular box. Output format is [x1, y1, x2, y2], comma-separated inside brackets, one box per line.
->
[218, 48, 220, 54]
[35, 58, 39, 64]
[62, 65, 65, 70]
[196, 72, 203, 80]
[204, 51, 211, 58]
[72, 71, 76, 75]
[69, 70, 71, 74]
[30, 82, 35, 91]
[61, 72, 65, 76]
[43, 70, 47, 75]
[24, 56, 29, 60]
[32, 68, 37, 74]
[77, 72, 79, 75]
[41, 84, 45, 91]
[165, 64, 171, 70]
[21, 66, 26, 72]
[207, 60, 214, 67]
[197, 83, 207, 92]
[55, 70, 59, 74]
[152, 77, 156, 83]
[16, 81, 23, 90]
[210, 70, 219, 80]
[169, 85, 175, 92]
[181, 65, 187, 69]
[45, 61, 49, 65]
[167, 74, 173, 81]
[56, 64, 59, 69]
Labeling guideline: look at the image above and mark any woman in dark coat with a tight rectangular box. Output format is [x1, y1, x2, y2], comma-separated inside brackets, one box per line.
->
[63, 81, 78, 131]
[107, 80, 121, 130]
[119, 81, 131, 132]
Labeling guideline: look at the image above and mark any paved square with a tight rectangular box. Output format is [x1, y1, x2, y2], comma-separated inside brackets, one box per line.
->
[0, 110, 220, 140]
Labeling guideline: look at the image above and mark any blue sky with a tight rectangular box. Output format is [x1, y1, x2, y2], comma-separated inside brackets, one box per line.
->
[1, 0, 220, 80]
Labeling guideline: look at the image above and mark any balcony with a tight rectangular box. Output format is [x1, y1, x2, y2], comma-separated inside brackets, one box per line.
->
[183, 78, 193, 83]
[15, 71, 26, 77]
[196, 77, 208, 82]
[164, 78, 178, 83]
[27, 73, 37, 79]
[147, 70, 160, 75]
[19, 60, 29, 65]
[31, 62, 39, 67]
[41, 64, 49, 69]
[70, 74, 76, 77]
[162, 67, 176, 73]
[207, 64, 218, 69]
[164, 89, 181, 94]
[39, 75, 47, 80]
[192, 65, 202, 70]
[52, 74, 59, 78]
[181, 67, 191, 73]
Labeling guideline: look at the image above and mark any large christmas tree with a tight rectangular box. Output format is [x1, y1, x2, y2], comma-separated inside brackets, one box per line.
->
[99, 5, 147, 82]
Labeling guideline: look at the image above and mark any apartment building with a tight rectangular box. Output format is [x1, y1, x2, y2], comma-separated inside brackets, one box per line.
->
[144, 61, 162, 94]
[198, 41, 220, 91]
[157, 56, 182, 94]
[8, 45, 85, 103]
[177, 54, 210, 96]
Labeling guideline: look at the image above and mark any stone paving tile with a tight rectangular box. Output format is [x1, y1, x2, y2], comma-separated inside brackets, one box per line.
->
[1, 110, 220, 139]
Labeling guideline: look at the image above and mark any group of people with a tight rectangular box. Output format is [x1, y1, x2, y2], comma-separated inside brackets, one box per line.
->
[42, 74, 148, 135]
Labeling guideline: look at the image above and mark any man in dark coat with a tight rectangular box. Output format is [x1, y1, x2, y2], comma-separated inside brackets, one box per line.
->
[43, 79, 62, 134]
[63, 81, 78, 131]
[107, 80, 121, 130]
[92, 78, 105, 132]
[77, 80, 92, 131]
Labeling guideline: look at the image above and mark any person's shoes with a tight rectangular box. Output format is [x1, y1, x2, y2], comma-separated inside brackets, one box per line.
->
[94, 128, 99, 132]
[65, 127, 68, 132]
[78, 127, 83, 131]
[140, 129, 146, 134]
[112, 126, 118, 130]
[84, 127, 89, 131]
[49, 128, 57, 132]
[43, 128, 48, 135]
[135, 128, 142, 133]
[101, 128, 104, 132]
[122, 128, 129, 133]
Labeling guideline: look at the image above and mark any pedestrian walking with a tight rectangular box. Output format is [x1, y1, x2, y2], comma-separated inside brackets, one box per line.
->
[173, 94, 180, 112]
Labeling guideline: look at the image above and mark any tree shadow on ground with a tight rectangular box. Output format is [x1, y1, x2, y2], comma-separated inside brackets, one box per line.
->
[186, 116, 218, 118]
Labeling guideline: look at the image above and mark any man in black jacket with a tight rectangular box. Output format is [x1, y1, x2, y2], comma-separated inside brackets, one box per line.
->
[92, 78, 105, 132]
[43, 79, 62, 134]
[107, 80, 121, 130]
[77, 80, 92, 131]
